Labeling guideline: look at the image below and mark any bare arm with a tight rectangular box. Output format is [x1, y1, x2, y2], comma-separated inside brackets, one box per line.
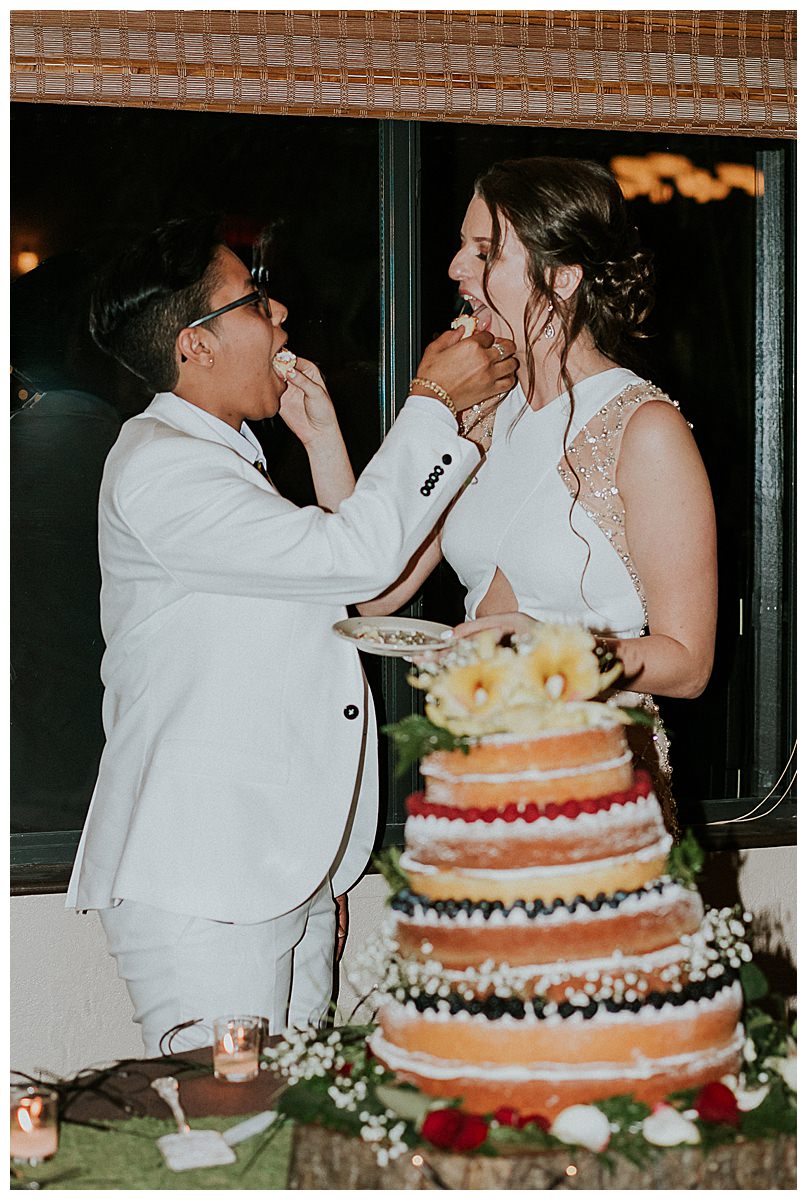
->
[610, 400, 717, 698]
[278, 359, 356, 511]
[356, 525, 444, 615]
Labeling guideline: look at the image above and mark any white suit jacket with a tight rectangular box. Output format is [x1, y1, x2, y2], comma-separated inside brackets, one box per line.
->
[66, 391, 478, 922]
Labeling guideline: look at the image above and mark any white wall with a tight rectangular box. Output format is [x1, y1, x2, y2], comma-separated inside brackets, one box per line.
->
[10, 848, 796, 1079]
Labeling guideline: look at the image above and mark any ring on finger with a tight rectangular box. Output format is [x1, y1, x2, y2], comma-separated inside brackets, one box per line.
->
[493, 342, 506, 360]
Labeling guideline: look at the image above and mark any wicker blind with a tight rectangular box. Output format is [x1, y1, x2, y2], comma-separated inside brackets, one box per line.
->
[10, 9, 796, 138]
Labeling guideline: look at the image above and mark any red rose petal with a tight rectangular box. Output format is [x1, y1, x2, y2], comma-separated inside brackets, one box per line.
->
[695, 1081, 741, 1126]
[422, 1109, 488, 1152]
[422, 1108, 463, 1149]
[453, 1114, 489, 1151]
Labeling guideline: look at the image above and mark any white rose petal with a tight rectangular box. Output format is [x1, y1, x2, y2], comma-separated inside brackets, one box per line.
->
[766, 1053, 797, 1093]
[642, 1104, 701, 1147]
[736, 1082, 771, 1111]
[550, 1104, 611, 1152]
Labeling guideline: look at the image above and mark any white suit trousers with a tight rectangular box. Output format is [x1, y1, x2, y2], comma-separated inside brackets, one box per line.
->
[99, 878, 336, 1057]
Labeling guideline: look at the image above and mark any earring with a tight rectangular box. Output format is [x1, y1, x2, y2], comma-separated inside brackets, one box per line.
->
[544, 302, 556, 340]
[208, 357, 214, 366]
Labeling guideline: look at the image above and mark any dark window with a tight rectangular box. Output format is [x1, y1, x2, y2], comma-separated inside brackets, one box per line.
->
[10, 105, 794, 886]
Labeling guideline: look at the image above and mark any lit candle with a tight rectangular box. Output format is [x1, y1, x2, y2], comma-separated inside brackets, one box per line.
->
[10, 1089, 59, 1163]
[213, 1017, 261, 1082]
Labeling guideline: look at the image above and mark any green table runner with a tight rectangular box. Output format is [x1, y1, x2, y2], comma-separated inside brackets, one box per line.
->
[11, 1113, 293, 1191]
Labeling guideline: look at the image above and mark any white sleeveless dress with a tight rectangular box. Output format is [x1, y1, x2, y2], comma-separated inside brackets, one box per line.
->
[441, 367, 681, 833]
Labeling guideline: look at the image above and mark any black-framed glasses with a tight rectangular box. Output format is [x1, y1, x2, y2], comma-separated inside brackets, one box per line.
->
[187, 271, 270, 328]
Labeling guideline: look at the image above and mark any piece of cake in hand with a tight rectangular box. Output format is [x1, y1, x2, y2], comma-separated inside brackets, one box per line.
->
[272, 348, 297, 379]
[450, 313, 478, 339]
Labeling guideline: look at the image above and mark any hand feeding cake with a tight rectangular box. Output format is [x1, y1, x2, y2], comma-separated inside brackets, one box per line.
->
[369, 626, 746, 1119]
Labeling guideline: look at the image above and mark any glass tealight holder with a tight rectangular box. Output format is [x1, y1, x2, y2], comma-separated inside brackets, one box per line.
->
[212, 1015, 262, 1082]
[10, 1086, 59, 1164]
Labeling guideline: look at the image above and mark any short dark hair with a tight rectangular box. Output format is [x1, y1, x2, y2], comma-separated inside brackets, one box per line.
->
[89, 213, 224, 393]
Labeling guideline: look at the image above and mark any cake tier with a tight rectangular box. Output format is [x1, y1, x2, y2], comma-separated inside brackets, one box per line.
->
[404, 777, 666, 871]
[420, 726, 633, 810]
[371, 981, 744, 1117]
[400, 834, 671, 905]
[393, 879, 704, 970]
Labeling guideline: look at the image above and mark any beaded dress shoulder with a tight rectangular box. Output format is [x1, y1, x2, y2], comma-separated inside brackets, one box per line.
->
[556, 380, 682, 840]
[556, 381, 680, 621]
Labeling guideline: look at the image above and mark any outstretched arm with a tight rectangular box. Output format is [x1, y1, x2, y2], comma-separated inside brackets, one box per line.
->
[356, 525, 444, 614]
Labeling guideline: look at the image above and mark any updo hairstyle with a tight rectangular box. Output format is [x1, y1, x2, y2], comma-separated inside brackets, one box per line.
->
[474, 156, 654, 401]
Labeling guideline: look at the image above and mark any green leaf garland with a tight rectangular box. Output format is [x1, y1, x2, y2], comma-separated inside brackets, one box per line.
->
[665, 828, 705, 887]
[373, 846, 410, 897]
[381, 714, 471, 776]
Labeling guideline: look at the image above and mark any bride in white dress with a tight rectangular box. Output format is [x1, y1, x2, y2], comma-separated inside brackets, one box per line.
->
[361, 156, 717, 834]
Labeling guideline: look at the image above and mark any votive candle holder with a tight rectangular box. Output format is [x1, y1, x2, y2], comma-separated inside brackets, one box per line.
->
[212, 1015, 262, 1082]
[10, 1086, 59, 1164]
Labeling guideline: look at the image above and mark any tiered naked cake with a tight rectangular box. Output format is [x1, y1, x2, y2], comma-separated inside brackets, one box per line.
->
[369, 625, 746, 1119]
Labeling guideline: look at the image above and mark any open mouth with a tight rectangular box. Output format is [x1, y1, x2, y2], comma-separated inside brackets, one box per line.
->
[460, 292, 493, 332]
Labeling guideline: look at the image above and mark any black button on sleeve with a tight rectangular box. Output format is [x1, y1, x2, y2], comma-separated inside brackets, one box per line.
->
[442, 453, 452, 465]
[343, 704, 360, 720]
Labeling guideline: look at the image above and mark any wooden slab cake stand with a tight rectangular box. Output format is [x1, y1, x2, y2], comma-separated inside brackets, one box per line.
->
[287, 1122, 795, 1190]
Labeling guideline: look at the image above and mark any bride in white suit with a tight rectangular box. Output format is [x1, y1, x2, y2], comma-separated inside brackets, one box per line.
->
[66, 213, 516, 1054]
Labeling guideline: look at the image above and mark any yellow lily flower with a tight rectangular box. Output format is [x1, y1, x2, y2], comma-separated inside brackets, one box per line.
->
[421, 658, 516, 732]
[521, 624, 622, 701]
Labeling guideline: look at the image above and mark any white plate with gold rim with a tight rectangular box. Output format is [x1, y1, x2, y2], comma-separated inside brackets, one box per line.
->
[332, 616, 458, 657]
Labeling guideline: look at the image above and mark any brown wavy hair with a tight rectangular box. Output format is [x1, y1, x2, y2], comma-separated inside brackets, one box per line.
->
[474, 156, 654, 407]
[474, 156, 655, 620]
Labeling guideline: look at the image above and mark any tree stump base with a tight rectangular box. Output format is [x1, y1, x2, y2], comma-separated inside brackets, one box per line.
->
[288, 1123, 796, 1190]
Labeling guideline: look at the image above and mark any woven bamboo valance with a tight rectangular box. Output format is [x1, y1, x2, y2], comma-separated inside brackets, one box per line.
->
[9, 9, 796, 138]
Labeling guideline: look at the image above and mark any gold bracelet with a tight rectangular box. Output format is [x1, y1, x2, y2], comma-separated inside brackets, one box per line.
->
[410, 377, 457, 416]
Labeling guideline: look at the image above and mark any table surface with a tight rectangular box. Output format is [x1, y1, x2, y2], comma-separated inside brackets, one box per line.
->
[60, 1045, 286, 1123]
[11, 1046, 293, 1190]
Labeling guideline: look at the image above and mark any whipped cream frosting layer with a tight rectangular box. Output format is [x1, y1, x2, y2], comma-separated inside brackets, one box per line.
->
[400, 835, 671, 880]
[370, 1021, 745, 1084]
[472, 723, 624, 745]
[405, 939, 692, 989]
[420, 750, 632, 785]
